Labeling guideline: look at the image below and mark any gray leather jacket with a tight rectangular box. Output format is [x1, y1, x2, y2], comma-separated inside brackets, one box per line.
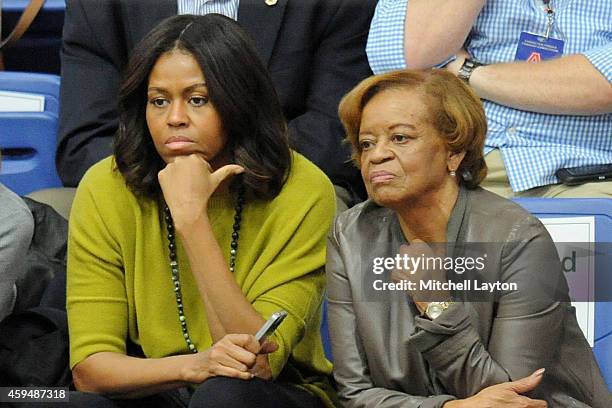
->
[327, 187, 612, 408]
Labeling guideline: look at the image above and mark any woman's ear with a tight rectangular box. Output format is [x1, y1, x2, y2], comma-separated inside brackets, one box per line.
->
[447, 150, 466, 173]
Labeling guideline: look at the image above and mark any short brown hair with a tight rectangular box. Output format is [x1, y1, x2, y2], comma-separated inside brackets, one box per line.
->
[339, 69, 487, 189]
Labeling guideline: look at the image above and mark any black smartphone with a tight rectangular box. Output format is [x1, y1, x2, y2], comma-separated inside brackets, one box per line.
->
[556, 163, 612, 186]
[255, 311, 288, 344]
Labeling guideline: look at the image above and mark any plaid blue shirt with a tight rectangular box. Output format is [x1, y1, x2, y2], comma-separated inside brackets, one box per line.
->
[367, 0, 612, 192]
[178, 0, 239, 20]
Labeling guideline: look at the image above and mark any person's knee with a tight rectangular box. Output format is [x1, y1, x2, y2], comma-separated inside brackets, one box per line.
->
[189, 377, 257, 408]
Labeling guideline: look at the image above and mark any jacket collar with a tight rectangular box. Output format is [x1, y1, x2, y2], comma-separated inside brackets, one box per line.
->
[446, 185, 469, 243]
[388, 186, 470, 246]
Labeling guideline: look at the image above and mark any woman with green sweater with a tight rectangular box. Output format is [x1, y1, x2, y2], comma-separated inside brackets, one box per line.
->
[66, 14, 336, 408]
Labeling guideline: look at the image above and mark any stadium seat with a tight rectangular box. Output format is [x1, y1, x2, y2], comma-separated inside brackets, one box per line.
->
[0, 71, 62, 195]
[321, 297, 332, 361]
[515, 197, 612, 389]
[1, 0, 65, 74]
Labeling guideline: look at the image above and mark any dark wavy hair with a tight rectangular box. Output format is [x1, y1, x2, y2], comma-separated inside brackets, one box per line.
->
[114, 14, 291, 199]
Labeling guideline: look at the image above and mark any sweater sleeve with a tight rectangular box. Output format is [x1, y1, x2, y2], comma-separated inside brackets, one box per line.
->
[246, 157, 336, 378]
[66, 161, 129, 368]
[409, 220, 568, 399]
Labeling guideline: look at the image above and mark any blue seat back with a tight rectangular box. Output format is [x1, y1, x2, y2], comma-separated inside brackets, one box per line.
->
[0, 71, 62, 195]
[321, 297, 333, 361]
[2, 0, 66, 12]
[515, 197, 612, 389]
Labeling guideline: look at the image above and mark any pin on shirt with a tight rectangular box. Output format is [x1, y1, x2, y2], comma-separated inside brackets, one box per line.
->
[265, 0, 277, 6]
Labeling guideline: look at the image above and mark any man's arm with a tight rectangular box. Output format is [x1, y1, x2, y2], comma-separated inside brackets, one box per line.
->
[447, 49, 612, 115]
[403, 0, 485, 69]
[367, 0, 485, 73]
[56, 0, 126, 186]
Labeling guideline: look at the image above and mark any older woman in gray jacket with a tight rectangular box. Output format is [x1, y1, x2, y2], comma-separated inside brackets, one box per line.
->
[327, 70, 612, 408]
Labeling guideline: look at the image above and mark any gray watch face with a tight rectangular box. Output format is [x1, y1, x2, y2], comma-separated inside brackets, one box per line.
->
[426, 304, 444, 319]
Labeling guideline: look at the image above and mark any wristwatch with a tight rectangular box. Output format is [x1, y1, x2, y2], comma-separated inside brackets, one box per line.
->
[424, 301, 453, 320]
[457, 58, 484, 84]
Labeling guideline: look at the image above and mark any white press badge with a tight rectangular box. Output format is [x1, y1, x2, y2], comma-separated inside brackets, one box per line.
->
[515, 0, 565, 62]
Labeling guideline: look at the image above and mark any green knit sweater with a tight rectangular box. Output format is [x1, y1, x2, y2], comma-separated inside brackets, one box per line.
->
[67, 152, 336, 405]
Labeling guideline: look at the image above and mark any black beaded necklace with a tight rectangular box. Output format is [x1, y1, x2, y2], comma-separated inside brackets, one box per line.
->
[163, 187, 245, 353]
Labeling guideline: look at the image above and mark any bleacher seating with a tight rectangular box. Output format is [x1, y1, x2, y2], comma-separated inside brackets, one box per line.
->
[0, 71, 62, 195]
[321, 297, 332, 360]
[1, 0, 65, 74]
[515, 197, 612, 389]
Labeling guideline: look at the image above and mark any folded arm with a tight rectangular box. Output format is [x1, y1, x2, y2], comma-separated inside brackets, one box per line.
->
[67, 170, 269, 396]
[159, 155, 336, 379]
[411, 224, 567, 399]
[72, 352, 189, 398]
[369, 1, 612, 115]
[327, 217, 562, 406]
[403, 0, 485, 69]
[447, 48, 612, 115]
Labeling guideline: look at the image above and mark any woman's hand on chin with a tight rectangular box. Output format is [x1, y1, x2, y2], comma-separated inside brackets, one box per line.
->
[158, 154, 244, 230]
[180, 333, 276, 384]
[444, 369, 547, 408]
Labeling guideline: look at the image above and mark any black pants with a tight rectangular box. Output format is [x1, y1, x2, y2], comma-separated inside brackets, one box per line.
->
[65, 377, 324, 408]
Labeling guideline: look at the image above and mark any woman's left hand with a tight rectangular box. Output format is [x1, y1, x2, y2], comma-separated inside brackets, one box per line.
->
[158, 154, 244, 230]
[248, 340, 279, 380]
